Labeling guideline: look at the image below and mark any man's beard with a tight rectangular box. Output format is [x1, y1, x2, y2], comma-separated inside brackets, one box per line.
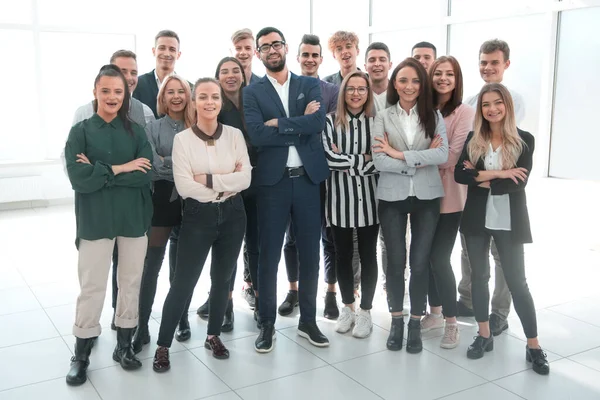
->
[263, 54, 286, 72]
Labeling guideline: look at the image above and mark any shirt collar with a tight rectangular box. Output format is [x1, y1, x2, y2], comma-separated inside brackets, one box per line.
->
[266, 70, 291, 87]
[155, 69, 175, 88]
[164, 114, 184, 129]
[191, 122, 223, 142]
[91, 113, 122, 129]
[346, 108, 364, 120]
[396, 103, 418, 117]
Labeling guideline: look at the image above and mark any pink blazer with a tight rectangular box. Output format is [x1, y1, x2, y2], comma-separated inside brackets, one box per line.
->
[439, 103, 475, 214]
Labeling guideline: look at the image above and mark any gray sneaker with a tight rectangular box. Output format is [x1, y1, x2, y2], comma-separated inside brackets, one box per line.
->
[440, 324, 460, 349]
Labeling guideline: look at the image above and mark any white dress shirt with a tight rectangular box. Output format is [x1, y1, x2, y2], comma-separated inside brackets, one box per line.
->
[266, 71, 302, 167]
[396, 103, 420, 196]
[373, 91, 389, 113]
[484, 144, 511, 230]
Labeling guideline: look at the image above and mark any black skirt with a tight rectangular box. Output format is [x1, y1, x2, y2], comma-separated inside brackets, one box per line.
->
[151, 180, 182, 227]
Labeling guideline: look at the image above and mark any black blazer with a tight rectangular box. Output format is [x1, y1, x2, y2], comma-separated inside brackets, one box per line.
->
[454, 129, 535, 244]
[133, 70, 160, 118]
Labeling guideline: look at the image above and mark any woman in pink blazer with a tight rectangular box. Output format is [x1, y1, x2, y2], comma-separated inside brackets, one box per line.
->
[420, 56, 475, 349]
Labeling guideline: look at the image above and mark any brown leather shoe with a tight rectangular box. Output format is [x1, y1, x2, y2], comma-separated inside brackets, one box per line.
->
[204, 336, 230, 359]
[153, 346, 170, 372]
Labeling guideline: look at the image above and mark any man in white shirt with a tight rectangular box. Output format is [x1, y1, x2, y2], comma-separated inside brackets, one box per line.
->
[459, 39, 523, 335]
[244, 26, 330, 353]
[365, 42, 392, 112]
[465, 39, 525, 125]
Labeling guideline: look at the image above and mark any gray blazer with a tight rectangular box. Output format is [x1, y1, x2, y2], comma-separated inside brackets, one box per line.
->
[372, 107, 448, 201]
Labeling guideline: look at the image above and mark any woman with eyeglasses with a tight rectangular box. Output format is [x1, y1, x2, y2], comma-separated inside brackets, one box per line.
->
[132, 75, 195, 354]
[153, 77, 251, 371]
[455, 83, 549, 375]
[323, 71, 379, 338]
[65, 65, 153, 385]
[372, 57, 448, 354]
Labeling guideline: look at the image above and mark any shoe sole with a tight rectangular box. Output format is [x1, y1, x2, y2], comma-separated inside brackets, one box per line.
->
[153, 365, 170, 373]
[204, 343, 230, 359]
[254, 333, 276, 353]
[352, 325, 373, 338]
[335, 322, 354, 334]
[297, 330, 330, 347]
[112, 354, 142, 370]
[221, 325, 234, 333]
[65, 377, 87, 386]
[440, 341, 460, 349]
[406, 346, 423, 354]
[175, 333, 191, 342]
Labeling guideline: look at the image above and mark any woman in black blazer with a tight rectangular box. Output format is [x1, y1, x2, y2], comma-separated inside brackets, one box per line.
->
[455, 83, 549, 375]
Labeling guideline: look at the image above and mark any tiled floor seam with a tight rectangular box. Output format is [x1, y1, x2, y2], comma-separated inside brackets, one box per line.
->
[323, 363, 387, 400]
[227, 364, 331, 392]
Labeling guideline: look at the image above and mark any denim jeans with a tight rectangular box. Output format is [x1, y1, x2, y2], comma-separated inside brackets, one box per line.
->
[157, 195, 246, 347]
[379, 197, 440, 315]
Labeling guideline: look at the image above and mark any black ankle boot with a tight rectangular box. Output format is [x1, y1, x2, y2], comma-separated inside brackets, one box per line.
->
[113, 328, 142, 370]
[132, 324, 150, 354]
[66, 337, 94, 386]
[387, 317, 404, 351]
[196, 296, 209, 318]
[526, 346, 550, 375]
[406, 318, 423, 354]
[222, 299, 234, 333]
[467, 333, 494, 359]
[175, 317, 191, 342]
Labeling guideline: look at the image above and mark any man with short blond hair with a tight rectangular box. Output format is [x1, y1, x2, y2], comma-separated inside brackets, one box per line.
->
[323, 30, 360, 86]
[232, 28, 261, 85]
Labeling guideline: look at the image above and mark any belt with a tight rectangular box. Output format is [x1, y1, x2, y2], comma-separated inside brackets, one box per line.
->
[284, 166, 305, 178]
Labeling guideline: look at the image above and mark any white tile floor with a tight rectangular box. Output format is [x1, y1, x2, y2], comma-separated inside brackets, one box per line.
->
[0, 177, 599, 399]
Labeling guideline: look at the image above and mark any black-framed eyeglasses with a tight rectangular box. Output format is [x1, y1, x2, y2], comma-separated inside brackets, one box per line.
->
[259, 41, 286, 53]
[345, 86, 369, 95]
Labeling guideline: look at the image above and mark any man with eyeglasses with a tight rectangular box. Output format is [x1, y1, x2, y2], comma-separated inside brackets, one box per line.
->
[276, 34, 341, 321]
[244, 27, 330, 353]
[323, 31, 360, 86]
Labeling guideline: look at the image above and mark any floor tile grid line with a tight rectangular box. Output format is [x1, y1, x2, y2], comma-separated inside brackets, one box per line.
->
[0, 334, 62, 351]
[431, 381, 526, 400]
[487, 381, 529, 400]
[327, 361, 388, 400]
[543, 307, 600, 330]
[194, 392, 244, 400]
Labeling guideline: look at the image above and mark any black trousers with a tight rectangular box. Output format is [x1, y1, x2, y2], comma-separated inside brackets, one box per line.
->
[157, 195, 246, 347]
[464, 229, 538, 338]
[379, 197, 440, 315]
[239, 186, 260, 289]
[429, 212, 461, 318]
[331, 224, 379, 310]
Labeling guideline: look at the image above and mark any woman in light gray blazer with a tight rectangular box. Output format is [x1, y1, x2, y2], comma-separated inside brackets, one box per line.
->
[372, 57, 448, 354]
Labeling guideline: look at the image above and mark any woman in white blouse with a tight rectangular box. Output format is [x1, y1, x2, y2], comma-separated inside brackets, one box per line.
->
[152, 78, 251, 371]
[322, 71, 379, 338]
[372, 57, 448, 354]
[455, 83, 548, 375]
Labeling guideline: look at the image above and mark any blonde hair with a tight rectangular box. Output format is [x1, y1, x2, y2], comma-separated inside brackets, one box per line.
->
[231, 28, 254, 44]
[157, 75, 195, 128]
[328, 31, 359, 53]
[468, 83, 523, 169]
[335, 71, 374, 131]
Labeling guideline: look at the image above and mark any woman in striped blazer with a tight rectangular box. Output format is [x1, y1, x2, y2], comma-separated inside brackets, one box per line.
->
[322, 70, 379, 339]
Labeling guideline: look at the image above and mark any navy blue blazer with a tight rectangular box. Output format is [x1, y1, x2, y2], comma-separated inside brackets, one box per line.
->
[133, 70, 159, 118]
[243, 72, 329, 186]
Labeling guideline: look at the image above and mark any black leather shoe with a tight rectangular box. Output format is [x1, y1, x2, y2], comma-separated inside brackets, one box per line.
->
[196, 297, 209, 319]
[66, 337, 94, 386]
[526, 346, 550, 375]
[324, 292, 340, 320]
[175, 318, 191, 342]
[132, 324, 150, 354]
[297, 321, 329, 347]
[111, 311, 117, 331]
[255, 321, 275, 353]
[456, 301, 474, 317]
[467, 334, 494, 359]
[221, 299, 234, 333]
[406, 318, 423, 354]
[387, 318, 404, 351]
[112, 328, 142, 370]
[278, 290, 299, 316]
[489, 313, 509, 336]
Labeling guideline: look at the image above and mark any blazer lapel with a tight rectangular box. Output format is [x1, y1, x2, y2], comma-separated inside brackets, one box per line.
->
[288, 74, 299, 118]
[261, 76, 287, 117]
[387, 107, 410, 150]
[151, 69, 159, 98]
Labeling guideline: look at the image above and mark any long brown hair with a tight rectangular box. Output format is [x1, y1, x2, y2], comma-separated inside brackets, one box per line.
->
[468, 83, 523, 168]
[335, 70, 375, 131]
[387, 57, 437, 139]
[429, 56, 464, 117]
[157, 75, 195, 128]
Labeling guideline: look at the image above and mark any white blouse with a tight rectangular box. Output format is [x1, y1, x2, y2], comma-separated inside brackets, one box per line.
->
[484, 144, 511, 230]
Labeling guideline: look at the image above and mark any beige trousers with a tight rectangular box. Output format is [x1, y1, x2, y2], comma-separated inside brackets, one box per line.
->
[73, 236, 148, 338]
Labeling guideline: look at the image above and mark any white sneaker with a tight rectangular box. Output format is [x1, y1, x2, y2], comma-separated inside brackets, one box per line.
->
[440, 323, 460, 349]
[335, 306, 355, 333]
[352, 309, 373, 338]
[420, 313, 444, 333]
